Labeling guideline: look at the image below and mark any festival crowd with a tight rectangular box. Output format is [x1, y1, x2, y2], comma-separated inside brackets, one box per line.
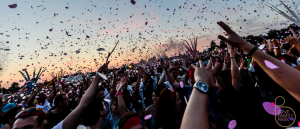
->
[0, 21, 300, 129]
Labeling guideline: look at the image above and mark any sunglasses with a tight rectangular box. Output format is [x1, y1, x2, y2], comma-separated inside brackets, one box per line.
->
[15, 107, 45, 120]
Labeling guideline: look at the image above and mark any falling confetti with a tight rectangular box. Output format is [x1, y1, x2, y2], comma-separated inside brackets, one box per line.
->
[8, 4, 17, 8]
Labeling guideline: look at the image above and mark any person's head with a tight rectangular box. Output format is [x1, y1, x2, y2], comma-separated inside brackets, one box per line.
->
[118, 112, 143, 129]
[188, 68, 196, 86]
[13, 108, 46, 129]
[54, 93, 69, 108]
[152, 88, 163, 106]
[156, 89, 182, 129]
[2, 105, 24, 128]
[81, 97, 105, 126]
[37, 93, 47, 103]
[169, 68, 179, 80]
[67, 91, 74, 99]
[95, 86, 105, 99]
[111, 96, 119, 116]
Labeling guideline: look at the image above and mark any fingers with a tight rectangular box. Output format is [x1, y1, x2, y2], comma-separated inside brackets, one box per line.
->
[198, 60, 204, 68]
[190, 64, 197, 69]
[217, 21, 235, 34]
[211, 63, 220, 74]
[206, 59, 212, 69]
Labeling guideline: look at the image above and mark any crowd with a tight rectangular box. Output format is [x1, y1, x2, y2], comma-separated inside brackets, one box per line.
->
[0, 21, 300, 129]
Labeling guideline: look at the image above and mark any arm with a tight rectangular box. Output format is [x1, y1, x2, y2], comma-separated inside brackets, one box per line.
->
[272, 39, 281, 56]
[181, 60, 219, 129]
[117, 95, 127, 117]
[180, 65, 189, 73]
[132, 69, 142, 100]
[228, 44, 242, 93]
[47, 80, 57, 103]
[218, 21, 300, 102]
[223, 52, 230, 70]
[157, 71, 165, 87]
[62, 63, 108, 129]
[161, 60, 179, 89]
[109, 69, 118, 99]
[74, 83, 84, 102]
[27, 87, 41, 107]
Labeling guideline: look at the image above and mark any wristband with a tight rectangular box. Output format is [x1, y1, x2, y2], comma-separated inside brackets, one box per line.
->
[230, 57, 235, 59]
[115, 92, 123, 97]
[274, 47, 278, 48]
[249, 47, 258, 57]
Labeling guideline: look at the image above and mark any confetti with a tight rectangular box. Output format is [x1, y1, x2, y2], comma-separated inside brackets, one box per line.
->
[264, 60, 279, 69]
[262, 102, 282, 115]
[8, 4, 17, 8]
[144, 115, 152, 120]
[228, 120, 237, 129]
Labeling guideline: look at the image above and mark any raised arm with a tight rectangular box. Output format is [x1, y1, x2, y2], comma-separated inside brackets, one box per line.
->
[27, 86, 41, 107]
[47, 80, 57, 103]
[108, 68, 118, 99]
[132, 69, 142, 100]
[181, 60, 220, 129]
[157, 71, 166, 87]
[228, 44, 242, 92]
[161, 59, 179, 89]
[62, 63, 108, 129]
[116, 76, 128, 117]
[218, 21, 300, 102]
[272, 39, 281, 56]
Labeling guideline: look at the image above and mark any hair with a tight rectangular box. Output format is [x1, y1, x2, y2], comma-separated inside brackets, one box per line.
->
[156, 89, 177, 129]
[17, 109, 46, 127]
[2, 105, 23, 124]
[169, 68, 178, 73]
[153, 88, 163, 97]
[81, 97, 104, 126]
[290, 47, 300, 57]
[54, 93, 66, 108]
[96, 86, 105, 93]
[118, 112, 140, 129]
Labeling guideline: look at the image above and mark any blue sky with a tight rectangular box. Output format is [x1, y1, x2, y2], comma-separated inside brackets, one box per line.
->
[0, 0, 299, 88]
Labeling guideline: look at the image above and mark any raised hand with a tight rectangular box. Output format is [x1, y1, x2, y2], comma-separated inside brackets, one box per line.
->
[160, 58, 169, 69]
[191, 60, 220, 90]
[227, 44, 234, 56]
[98, 62, 110, 73]
[217, 21, 254, 52]
[290, 28, 298, 40]
[240, 58, 248, 69]
[285, 36, 300, 46]
[116, 76, 128, 92]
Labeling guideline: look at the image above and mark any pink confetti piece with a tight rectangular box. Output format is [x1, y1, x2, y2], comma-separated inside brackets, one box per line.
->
[144, 115, 152, 120]
[40, 103, 43, 106]
[298, 121, 300, 127]
[264, 60, 279, 69]
[228, 120, 237, 129]
[262, 102, 282, 115]
[280, 59, 286, 64]
[35, 96, 39, 99]
[180, 81, 184, 88]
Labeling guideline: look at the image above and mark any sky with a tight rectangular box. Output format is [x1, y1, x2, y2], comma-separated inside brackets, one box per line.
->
[0, 0, 299, 88]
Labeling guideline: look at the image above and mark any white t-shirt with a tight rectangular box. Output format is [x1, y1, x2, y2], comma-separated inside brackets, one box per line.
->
[36, 100, 51, 112]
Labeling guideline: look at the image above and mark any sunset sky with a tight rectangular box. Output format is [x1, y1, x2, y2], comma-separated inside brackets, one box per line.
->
[0, 0, 299, 88]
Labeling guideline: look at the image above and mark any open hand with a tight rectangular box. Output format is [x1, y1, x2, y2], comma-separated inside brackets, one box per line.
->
[191, 60, 221, 90]
[217, 21, 254, 52]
